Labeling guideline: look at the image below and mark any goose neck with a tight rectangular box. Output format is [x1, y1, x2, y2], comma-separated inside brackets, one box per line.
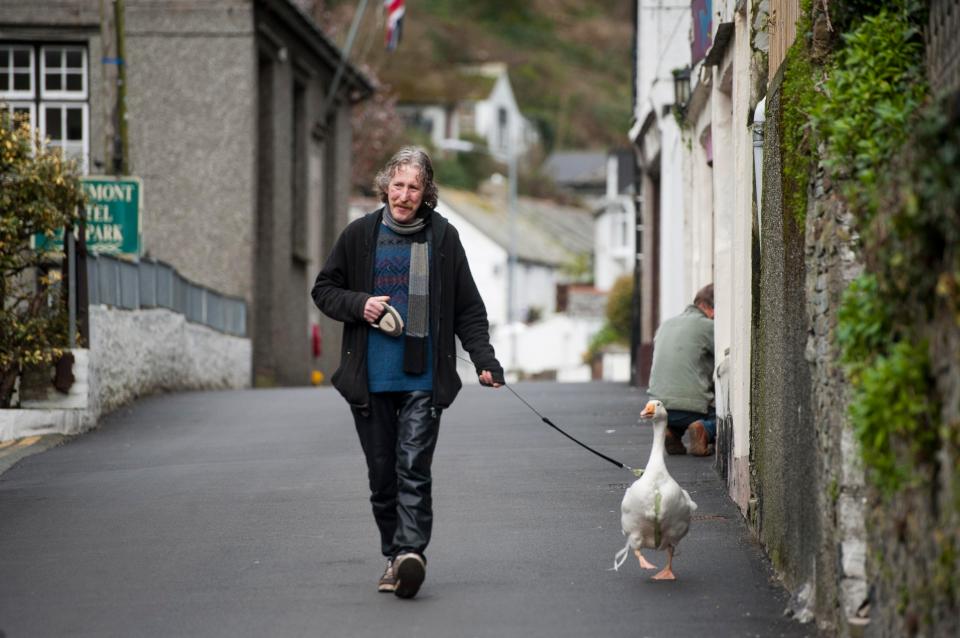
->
[647, 420, 668, 469]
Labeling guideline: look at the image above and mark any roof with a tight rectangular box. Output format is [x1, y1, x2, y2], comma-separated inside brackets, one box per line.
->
[439, 189, 593, 269]
[391, 67, 498, 105]
[543, 151, 608, 187]
[263, 0, 375, 100]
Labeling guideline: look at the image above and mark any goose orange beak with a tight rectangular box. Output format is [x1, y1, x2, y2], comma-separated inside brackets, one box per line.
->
[640, 402, 656, 419]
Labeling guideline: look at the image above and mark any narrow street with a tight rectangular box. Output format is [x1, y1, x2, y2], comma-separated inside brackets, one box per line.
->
[0, 383, 811, 637]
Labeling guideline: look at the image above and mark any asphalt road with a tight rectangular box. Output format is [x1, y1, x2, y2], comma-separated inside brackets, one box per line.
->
[0, 383, 814, 638]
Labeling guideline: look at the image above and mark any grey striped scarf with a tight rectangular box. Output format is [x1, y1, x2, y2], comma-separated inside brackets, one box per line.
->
[383, 204, 430, 374]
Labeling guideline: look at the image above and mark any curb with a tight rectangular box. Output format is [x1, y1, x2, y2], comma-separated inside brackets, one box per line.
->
[0, 434, 67, 478]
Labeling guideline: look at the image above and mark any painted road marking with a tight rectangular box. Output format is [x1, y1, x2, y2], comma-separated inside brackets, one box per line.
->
[0, 435, 43, 455]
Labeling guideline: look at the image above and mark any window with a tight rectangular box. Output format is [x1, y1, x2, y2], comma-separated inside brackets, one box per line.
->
[609, 204, 630, 250]
[497, 106, 508, 150]
[290, 79, 308, 262]
[1, 43, 89, 173]
[41, 45, 87, 99]
[0, 45, 34, 98]
[3, 101, 35, 128]
[42, 102, 88, 169]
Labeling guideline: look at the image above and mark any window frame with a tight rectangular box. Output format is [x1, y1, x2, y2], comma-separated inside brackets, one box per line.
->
[39, 44, 88, 100]
[0, 44, 36, 100]
[3, 100, 36, 130]
[40, 101, 89, 174]
[1, 42, 90, 175]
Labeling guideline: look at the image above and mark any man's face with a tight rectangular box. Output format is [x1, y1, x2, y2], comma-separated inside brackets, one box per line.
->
[387, 164, 424, 223]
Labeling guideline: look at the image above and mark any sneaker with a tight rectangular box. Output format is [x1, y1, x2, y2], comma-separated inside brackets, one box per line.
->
[688, 421, 712, 456]
[393, 552, 426, 599]
[377, 558, 397, 593]
[664, 429, 687, 455]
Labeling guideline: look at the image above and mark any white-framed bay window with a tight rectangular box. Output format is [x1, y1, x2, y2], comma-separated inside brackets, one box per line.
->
[1, 42, 89, 173]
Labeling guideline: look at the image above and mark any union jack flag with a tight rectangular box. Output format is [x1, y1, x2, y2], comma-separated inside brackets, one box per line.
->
[384, 0, 405, 51]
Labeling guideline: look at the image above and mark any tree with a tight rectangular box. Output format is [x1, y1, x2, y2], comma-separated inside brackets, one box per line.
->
[0, 112, 85, 407]
[350, 83, 405, 194]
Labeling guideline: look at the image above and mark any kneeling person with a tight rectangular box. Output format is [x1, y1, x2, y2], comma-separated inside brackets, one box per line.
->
[647, 284, 716, 457]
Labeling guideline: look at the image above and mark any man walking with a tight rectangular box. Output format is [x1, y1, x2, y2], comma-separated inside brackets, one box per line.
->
[647, 284, 716, 456]
[311, 147, 503, 599]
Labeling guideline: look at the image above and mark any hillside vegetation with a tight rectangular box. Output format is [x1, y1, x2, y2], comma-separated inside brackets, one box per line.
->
[319, 0, 634, 152]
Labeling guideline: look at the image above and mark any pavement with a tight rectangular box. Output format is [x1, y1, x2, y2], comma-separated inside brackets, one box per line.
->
[0, 433, 66, 476]
[0, 382, 816, 637]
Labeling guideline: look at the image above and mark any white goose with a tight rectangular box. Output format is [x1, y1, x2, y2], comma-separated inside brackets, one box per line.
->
[614, 399, 697, 580]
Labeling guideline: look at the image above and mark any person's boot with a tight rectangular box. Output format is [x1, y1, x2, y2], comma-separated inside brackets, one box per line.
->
[687, 421, 712, 456]
[664, 429, 687, 455]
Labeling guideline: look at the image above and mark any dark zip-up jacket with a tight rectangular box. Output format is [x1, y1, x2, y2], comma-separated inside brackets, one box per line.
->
[311, 206, 503, 409]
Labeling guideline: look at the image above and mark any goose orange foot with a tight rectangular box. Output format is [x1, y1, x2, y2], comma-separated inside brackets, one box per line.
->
[652, 548, 676, 580]
[634, 549, 657, 570]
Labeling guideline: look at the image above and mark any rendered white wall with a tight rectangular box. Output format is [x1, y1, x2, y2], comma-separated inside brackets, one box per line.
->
[89, 306, 251, 415]
[492, 315, 601, 380]
[634, 1, 691, 140]
[515, 261, 557, 320]
[728, 10, 757, 507]
[475, 74, 531, 161]
[1, 307, 251, 441]
[594, 200, 634, 291]
[436, 203, 509, 328]
[658, 117, 689, 322]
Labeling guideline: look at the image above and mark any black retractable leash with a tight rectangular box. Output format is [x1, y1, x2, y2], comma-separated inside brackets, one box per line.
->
[457, 356, 644, 477]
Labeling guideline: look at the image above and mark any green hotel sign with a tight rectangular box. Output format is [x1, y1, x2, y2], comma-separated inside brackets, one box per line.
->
[38, 176, 141, 255]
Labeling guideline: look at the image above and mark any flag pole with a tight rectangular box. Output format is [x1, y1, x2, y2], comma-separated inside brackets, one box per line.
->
[317, 0, 370, 133]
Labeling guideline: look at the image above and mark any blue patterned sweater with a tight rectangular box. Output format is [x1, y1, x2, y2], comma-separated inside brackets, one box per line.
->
[367, 225, 433, 392]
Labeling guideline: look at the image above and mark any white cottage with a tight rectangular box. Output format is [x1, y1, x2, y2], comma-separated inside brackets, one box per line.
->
[436, 187, 598, 381]
[395, 63, 539, 162]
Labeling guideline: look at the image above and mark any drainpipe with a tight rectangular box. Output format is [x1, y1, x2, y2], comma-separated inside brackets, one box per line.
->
[752, 97, 765, 254]
[113, 0, 128, 175]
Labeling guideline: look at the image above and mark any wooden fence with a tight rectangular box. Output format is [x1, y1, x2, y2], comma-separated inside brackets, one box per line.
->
[768, 0, 800, 83]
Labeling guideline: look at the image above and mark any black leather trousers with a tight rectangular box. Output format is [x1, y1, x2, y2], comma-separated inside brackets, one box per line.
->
[352, 391, 441, 558]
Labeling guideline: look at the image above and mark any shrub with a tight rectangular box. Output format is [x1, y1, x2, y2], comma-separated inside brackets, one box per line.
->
[0, 112, 85, 407]
[584, 274, 633, 363]
[605, 274, 633, 342]
[812, 4, 926, 218]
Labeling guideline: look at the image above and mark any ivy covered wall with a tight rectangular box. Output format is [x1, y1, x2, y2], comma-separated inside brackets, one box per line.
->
[755, 0, 960, 635]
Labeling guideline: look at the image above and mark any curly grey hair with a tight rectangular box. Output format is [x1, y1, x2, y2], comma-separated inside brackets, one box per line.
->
[374, 146, 439, 210]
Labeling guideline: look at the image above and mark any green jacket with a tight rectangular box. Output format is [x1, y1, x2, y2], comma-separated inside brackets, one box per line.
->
[647, 305, 715, 414]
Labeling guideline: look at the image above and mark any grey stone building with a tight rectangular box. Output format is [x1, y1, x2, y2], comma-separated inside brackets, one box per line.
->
[0, 0, 372, 386]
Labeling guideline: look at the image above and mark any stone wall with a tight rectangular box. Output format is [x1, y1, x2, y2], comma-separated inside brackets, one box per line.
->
[804, 168, 868, 635]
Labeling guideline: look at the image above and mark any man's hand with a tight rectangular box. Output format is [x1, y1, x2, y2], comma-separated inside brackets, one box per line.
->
[364, 295, 391, 323]
[479, 370, 502, 388]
